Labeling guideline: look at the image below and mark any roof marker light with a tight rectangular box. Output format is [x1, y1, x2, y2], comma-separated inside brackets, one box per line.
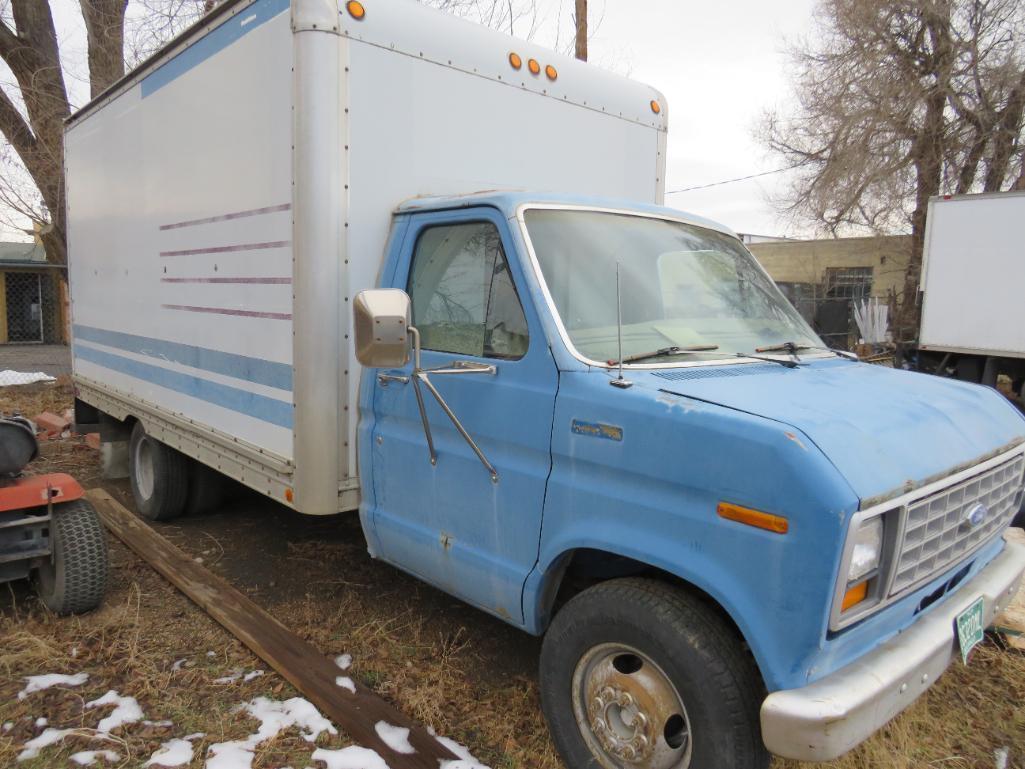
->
[650, 100, 662, 115]
[509, 52, 522, 70]
[346, 1, 366, 20]
[528, 58, 541, 75]
[545, 64, 558, 81]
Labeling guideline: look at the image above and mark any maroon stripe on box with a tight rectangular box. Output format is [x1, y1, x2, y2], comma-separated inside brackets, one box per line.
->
[162, 304, 292, 320]
[161, 277, 292, 284]
[160, 203, 291, 231]
[160, 240, 290, 257]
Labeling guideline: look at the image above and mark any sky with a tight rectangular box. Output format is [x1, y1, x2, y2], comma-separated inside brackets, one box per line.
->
[4, 0, 819, 240]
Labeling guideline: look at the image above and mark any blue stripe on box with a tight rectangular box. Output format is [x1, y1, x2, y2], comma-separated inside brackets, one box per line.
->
[72, 324, 292, 392]
[74, 343, 293, 429]
[141, 0, 290, 97]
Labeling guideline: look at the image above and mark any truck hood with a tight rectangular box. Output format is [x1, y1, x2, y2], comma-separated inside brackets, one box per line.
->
[633, 358, 1025, 502]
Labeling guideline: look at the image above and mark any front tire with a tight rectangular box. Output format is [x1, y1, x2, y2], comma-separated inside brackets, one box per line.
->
[540, 578, 769, 769]
[129, 422, 189, 521]
[35, 499, 108, 615]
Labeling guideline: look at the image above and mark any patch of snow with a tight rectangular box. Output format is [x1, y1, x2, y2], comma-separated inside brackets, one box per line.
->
[171, 659, 187, 672]
[145, 737, 194, 767]
[71, 646, 78, 658]
[17, 728, 75, 761]
[375, 722, 415, 754]
[70, 750, 119, 766]
[34, 717, 47, 728]
[205, 697, 337, 769]
[213, 671, 242, 684]
[436, 735, 490, 769]
[183, 732, 205, 741]
[335, 676, 356, 693]
[86, 690, 144, 733]
[334, 654, 352, 670]
[0, 370, 55, 386]
[18, 672, 89, 700]
[243, 670, 264, 682]
[143, 720, 174, 728]
[311, 746, 390, 769]
[206, 651, 216, 657]
[3, 721, 13, 732]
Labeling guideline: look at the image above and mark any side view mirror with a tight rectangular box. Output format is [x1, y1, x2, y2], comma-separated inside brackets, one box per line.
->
[353, 289, 411, 368]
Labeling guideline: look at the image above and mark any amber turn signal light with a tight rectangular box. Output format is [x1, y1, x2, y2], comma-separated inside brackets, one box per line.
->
[346, 0, 366, 20]
[717, 502, 789, 534]
[841, 581, 868, 611]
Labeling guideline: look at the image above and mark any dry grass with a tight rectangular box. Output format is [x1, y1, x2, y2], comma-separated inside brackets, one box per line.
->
[1, 383, 1024, 768]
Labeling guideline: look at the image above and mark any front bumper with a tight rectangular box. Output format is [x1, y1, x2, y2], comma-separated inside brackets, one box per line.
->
[760, 537, 1025, 761]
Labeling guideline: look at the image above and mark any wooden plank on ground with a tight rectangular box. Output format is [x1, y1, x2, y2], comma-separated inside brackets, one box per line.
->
[86, 488, 458, 769]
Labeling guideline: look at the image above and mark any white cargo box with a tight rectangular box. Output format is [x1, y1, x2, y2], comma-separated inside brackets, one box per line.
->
[66, 0, 667, 513]
[919, 191, 1025, 360]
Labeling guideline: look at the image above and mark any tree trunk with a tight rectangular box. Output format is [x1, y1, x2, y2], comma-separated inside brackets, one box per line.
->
[81, 1, 129, 99]
[574, 0, 587, 61]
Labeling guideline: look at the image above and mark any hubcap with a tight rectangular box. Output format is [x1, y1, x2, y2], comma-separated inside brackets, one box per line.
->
[572, 644, 691, 769]
[134, 436, 155, 499]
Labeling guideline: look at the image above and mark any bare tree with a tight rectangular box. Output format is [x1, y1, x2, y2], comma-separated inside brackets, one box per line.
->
[761, 0, 1025, 340]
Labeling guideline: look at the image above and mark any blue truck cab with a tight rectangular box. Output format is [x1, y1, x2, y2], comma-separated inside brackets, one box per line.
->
[355, 192, 1025, 769]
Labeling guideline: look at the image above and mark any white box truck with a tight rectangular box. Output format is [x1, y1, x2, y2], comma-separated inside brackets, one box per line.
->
[918, 190, 1025, 396]
[66, 1, 1025, 767]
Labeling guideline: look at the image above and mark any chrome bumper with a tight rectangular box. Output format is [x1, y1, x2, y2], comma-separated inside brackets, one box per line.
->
[760, 537, 1025, 762]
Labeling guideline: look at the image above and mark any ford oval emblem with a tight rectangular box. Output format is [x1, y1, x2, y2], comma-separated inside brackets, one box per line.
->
[965, 503, 989, 528]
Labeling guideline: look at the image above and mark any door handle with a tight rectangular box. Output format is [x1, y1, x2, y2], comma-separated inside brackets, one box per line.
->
[378, 372, 409, 387]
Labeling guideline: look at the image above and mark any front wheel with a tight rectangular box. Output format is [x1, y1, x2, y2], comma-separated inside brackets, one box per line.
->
[35, 499, 108, 615]
[539, 578, 769, 769]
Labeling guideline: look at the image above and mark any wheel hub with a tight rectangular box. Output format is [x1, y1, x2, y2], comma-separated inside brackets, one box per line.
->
[573, 644, 692, 769]
[589, 684, 654, 762]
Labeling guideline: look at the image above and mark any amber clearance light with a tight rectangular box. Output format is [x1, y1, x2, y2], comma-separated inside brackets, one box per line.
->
[650, 99, 662, 115]
[346, 0, 366, 20]
[528, 58, 541, 75]
[545, 64, 558, 81]
[717, 502, 789, 534]
[509, 52, 522, 70]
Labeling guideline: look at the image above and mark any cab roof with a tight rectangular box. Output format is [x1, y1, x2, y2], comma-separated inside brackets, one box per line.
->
[394, 191, 740, 240]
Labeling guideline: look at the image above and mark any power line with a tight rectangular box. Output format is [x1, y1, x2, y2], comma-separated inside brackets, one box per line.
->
[665, 165, 800, 194]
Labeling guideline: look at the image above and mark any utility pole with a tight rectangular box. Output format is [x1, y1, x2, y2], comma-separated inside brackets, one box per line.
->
[574, 0, 587, 61]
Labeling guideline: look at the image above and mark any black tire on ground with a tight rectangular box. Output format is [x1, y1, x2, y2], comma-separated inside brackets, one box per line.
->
[540, 577, 769, 769]
[35, 498, 108, 615]
[185, 459, 228, 516]
[128, 421, 190, 521]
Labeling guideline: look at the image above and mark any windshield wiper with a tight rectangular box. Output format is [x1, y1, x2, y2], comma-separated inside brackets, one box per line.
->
[756, 341, 858, 361]
[735, 351, 799, 368]
[608, 344, 720, 366]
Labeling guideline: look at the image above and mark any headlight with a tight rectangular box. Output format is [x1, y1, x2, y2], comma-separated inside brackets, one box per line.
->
[847, 516, 883, 583]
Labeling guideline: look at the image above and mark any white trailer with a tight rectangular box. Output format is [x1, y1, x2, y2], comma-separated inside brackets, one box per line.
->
[65, 0, 667, 515]
[918, 191, 1025, 397]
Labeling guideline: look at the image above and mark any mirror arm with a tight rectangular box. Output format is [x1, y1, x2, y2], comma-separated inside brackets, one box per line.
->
[407, 325, 499, 483]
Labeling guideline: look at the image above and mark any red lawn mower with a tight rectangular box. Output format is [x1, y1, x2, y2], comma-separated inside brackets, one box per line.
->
[0, 415, 107, 614]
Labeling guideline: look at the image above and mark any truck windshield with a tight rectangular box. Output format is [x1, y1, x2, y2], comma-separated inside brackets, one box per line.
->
[523, 209, 823, 365]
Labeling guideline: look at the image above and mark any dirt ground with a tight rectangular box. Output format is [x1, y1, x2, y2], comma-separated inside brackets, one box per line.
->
[2, 378, 1025, 769]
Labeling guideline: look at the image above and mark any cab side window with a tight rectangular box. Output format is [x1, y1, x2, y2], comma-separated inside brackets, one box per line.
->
[407, 222, 529, 359]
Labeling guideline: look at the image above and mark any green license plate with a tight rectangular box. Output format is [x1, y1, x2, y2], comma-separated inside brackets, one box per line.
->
[956, 597, 985, 665]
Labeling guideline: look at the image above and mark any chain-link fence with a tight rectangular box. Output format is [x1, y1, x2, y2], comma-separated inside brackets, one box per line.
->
[2, 269, 63, 344]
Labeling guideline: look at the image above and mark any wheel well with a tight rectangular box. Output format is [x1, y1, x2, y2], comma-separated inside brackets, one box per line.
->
[544, 548, 751, 659]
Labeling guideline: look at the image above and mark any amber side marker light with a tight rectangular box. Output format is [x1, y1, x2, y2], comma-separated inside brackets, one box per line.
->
[528, 58, 541, 75]
[509, 52, 522, 70]
[650, 100, 662, 115]
[346, 0, 366, 20]
[285, 488, 294, 503]
[841, 580, 868, 611]
[545, 64, 558, 81]
[717, 502, 788, 534]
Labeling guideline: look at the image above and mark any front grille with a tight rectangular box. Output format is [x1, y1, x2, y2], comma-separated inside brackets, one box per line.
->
[890, 454, 1025, 595]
